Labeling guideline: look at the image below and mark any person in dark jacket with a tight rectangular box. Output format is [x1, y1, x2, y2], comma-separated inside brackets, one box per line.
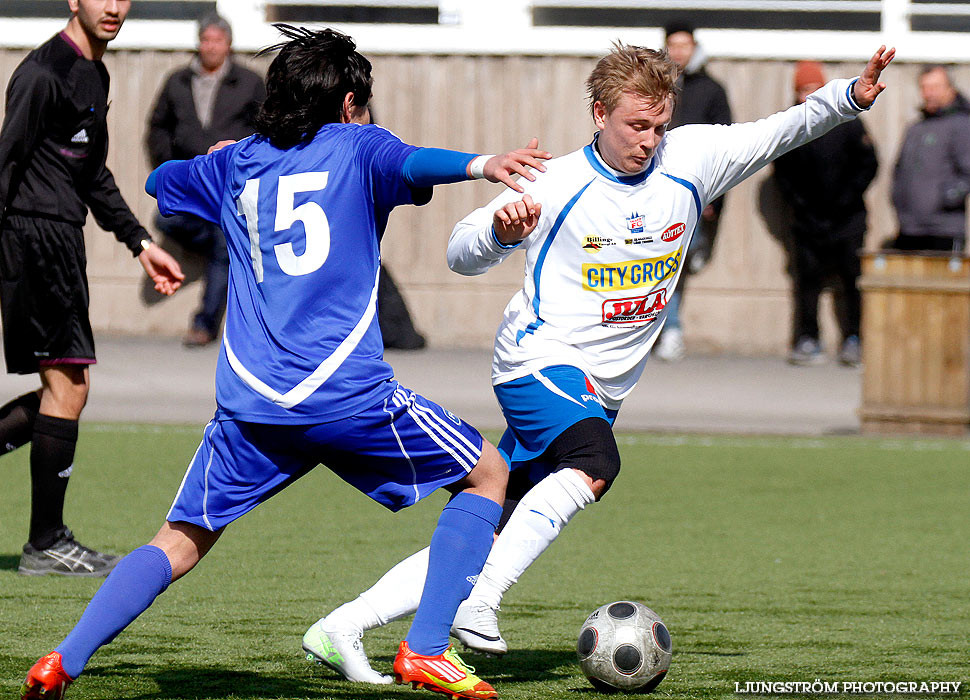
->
[146, 13, 265, 346]
[889, 65, 970, 253]
[0, 0, 183, 577]
[655, 20, 732, 361]
[773, 61, 878, 367]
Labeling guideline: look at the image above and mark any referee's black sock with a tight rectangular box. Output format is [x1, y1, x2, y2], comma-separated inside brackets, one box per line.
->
[29, 414, 79, 550]
[0, 390, 41, 454]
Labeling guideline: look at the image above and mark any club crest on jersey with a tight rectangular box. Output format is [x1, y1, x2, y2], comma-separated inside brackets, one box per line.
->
[626, 212, 645, 234]
[582, 235, 615, 254]
[601, 289, 668, 327]
[661, 222, 686, 242]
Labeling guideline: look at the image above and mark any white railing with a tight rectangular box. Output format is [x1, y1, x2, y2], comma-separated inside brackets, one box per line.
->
[1, 0, 970, 60]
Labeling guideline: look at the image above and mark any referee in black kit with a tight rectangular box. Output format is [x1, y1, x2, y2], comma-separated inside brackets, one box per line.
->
[0, 0, 184, 576]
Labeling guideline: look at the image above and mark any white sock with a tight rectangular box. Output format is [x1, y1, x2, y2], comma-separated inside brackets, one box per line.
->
[326, 546, 430, 632]
[469, 468, 595, 609]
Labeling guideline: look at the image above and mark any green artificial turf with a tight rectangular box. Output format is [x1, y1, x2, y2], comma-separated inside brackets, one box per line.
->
[1, 426, 967, 699]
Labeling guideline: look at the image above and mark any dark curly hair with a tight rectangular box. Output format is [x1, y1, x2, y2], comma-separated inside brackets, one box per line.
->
[254, 25, 373, 149]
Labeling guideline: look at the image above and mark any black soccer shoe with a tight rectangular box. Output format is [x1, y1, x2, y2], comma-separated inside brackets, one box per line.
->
[19, 529, 121, 577]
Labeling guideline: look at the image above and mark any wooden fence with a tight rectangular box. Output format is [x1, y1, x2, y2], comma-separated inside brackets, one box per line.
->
[0, 47, 961, 353]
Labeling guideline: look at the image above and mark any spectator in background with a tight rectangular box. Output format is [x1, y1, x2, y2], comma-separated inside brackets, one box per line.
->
[889, 65, 970, 253]
[146, 13, 265, 346]
[654, 20, 732, 361]
[772, 62, 878, 367]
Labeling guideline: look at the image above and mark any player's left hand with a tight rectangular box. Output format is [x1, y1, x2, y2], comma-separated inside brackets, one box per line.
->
[482, 138, 552, 193]
[139, 244, 185, 296]
[853, 45, 896, 109]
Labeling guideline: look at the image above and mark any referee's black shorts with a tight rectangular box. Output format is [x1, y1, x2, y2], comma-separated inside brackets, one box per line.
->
[0, 214, 96, 375]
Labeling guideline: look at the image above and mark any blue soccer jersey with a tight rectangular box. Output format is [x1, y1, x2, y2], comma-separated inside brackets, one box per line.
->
[154, 124, 422, 423]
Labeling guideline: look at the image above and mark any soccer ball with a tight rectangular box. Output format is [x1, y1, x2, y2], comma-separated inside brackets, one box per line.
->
[576, 601, 672, 693]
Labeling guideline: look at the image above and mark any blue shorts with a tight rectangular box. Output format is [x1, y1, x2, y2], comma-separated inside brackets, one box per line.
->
[494, 365, 618, 475]
[168, 382, 483, 530]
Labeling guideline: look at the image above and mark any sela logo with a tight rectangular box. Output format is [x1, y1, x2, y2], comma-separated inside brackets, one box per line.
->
[582, 235, 616, 254]
[626, 211, 644, 234]
[601, 289, 668, 327]
[661, 222, 686, 242]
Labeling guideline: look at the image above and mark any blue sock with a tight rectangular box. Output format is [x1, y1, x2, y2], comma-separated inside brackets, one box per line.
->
[56, 545, 172, 678]
[407, 492, 502, 655]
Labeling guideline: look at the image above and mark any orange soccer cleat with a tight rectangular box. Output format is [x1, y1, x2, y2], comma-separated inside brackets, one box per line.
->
[393, 641, 497, 699]
[21, 651, 74, 700]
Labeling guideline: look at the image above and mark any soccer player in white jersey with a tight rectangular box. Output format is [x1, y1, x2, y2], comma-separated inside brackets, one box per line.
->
[20, 25, 552, 700]
[305, 42, 895, 679]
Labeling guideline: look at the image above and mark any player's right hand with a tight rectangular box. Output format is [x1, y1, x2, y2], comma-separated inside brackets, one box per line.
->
[483, 138, 551, 193]
[493, 194, 542, 245]
[139, 244, 185, 296]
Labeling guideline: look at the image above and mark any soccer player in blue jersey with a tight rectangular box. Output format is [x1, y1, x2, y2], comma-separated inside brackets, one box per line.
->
[21, 25, 549, 700]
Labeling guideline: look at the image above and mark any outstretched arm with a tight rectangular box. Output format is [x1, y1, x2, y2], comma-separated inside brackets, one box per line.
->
[852, 46, 896, 109]
[477, 138, 551, 192]
[402, 139, 551, 191]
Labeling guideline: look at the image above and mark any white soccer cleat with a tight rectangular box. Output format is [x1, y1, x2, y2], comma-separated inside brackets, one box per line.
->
[450, 601, 508, 656]
[302, 617, 393, 684]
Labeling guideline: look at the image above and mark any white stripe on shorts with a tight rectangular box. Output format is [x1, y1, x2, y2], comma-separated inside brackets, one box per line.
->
[200, 423, 219, 531]
[391, 391, 476, 472]
[167, 419, 215, 524]
[393, 387, 480, 467]
[408, 399, 481, 463]
[531, 369, 584, 407]
[383, 395, 421, 506]
[392, 387, 481, 463]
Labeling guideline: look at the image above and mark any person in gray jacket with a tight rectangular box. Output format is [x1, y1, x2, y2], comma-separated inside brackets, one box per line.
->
[890, 65, 970, 253]
[146, 13, 265, 345]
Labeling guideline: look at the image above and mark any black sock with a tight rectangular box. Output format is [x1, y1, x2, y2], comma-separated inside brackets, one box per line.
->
[29, 414, 79, 550]
[0, 391, 40, 455]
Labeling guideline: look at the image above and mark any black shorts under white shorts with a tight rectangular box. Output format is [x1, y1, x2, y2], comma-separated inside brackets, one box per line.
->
[0, 214, 96, 375]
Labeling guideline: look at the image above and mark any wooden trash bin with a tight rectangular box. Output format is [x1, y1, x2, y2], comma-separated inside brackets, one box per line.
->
[858, 251, 970, 436]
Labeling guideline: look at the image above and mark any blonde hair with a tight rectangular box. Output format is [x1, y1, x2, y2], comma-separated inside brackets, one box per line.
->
[586, 41, 680, 115]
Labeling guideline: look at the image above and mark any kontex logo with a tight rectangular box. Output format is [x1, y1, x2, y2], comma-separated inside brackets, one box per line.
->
[661, 222, 685, 242]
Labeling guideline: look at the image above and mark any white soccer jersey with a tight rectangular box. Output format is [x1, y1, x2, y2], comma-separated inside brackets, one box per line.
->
[448, 78, 865, 409]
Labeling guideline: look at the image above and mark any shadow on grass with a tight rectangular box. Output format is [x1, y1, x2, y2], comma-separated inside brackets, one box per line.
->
[82, 650, 579, 700]
[0, 554, 21, 571]
[476, 648, 578, 683]
[88, 664, 395, 700]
